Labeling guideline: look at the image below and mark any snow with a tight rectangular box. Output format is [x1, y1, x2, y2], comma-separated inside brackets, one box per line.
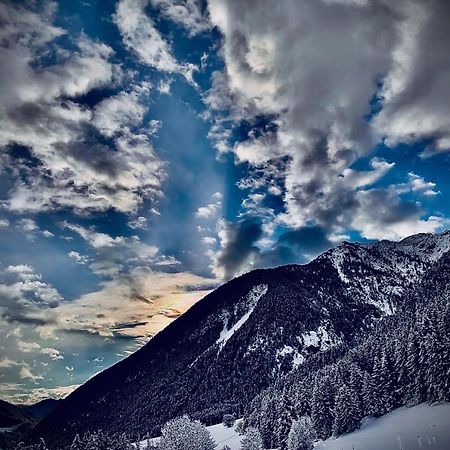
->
[327, 247, 351, 283]
[207, 422, 243, 450]
[275, 345, 305, 369]
[314, 403, 450, 450]
[292, 352, 305, 367]
[302, 325, 335, 351]
[216, 285, 268, 349]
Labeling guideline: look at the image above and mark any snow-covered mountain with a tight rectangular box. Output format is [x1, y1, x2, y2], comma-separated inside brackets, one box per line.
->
[31, 231, 450, 446]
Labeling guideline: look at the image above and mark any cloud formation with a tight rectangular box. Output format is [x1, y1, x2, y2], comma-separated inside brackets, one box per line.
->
[207, 0, 449, 241]
[0, 1, 164, 215]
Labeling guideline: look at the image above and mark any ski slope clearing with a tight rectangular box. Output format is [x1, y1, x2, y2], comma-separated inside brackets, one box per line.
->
[207, 422, 243, 450]
[314, 403, 450, 450]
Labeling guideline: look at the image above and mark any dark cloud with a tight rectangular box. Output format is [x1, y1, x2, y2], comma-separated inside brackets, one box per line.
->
[215, 221, 333, 279]
[216, 218, 263, 280]
[258, 226, 332, 268]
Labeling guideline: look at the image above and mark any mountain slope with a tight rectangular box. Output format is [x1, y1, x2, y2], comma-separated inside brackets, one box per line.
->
[31, 231, 450, 446]
[0, 399, 36, 429]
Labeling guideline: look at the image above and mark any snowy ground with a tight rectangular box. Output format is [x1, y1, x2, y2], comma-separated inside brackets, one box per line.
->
[314, 403, 450, 450]
[207, 422, 244, 449]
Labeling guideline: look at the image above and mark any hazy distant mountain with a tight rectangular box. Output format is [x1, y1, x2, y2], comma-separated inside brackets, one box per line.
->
[31, 231, 450, 446]
[20, 399, 60, 421]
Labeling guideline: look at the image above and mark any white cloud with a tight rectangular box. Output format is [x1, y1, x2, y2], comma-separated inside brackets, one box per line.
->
[352, 187, 445, 240]
[128, 216, 149, 230]
[68, 251, 89, 265]
[41, 347, 64, 360]
[407, 173, 439, 197]
[373, 1, 450, 154]
[93, 84, 150, 137]
[0, 357, 20, 368]
[0, 218, 10, 228]
[18, 341, 41, 353]
[62, 222, 173, 278]
[0, 265, 61, 325]
[0, 383, 79, 405]
[151, 0, 210, 36]
[195, 192, 222, 219]
[19, 366, 43, 382]
[201, 236, 217, 245]
[114, 0, 197, 82]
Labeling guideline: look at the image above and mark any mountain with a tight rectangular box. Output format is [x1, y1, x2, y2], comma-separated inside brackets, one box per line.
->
[21, 399, 60, 421]
[31, 231, 450, 446]
[0, 399, 36, 429]
[244, 245, 450, 447]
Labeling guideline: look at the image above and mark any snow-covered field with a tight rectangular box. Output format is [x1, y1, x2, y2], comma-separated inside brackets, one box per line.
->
[314, 403, 450, 450]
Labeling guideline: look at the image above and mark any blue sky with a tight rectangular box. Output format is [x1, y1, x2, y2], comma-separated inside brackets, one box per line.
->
[1, 0, 450, 403]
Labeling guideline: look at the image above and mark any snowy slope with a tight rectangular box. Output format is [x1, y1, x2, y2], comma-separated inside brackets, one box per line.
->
[314, 403, 450, 450]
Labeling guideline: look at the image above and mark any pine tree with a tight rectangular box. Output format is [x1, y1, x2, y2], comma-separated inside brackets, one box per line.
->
[348, 364, 364, 409]
[371, 351, 391, 415]
[290, 382, 310, 419]
[332, 385, 361, 436]
[425, 306, 450, 403]
[241, 427, 264, 450]
[361, 370, 377, 417]
[311, 374, 335, 439]
[287, 416, 316, 450]
[223, 414, 235, 428]
[258, 391, 279, 448]
[393, 333, 409, 405]
[70, 434, 84, 450]
[159, 415, 215, 450]
[406, 331, 426, 405]
[276, 403, 292, 450]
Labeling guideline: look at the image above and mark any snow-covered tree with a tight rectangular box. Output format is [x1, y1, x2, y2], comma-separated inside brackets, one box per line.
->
[159, 415, 215, 450]
[311, 374, 335, 439]
[223, 414, 235, 428]
[235, 419, 245, 435]
[362, 370, 377, 417]
[287, 416, 316, 450]
[241, 427, 264, 450]
[332, 385, 361, 436]
[70, 434, 84, 450]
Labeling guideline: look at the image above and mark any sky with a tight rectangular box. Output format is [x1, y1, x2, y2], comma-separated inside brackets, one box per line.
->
[0, 0, 450, 404]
